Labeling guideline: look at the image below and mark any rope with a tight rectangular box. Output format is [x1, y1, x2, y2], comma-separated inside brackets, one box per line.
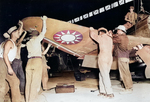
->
[133, 0, 138, 35]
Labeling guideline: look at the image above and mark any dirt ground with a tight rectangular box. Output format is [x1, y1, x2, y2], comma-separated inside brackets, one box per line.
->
[5, 71, 150, 102]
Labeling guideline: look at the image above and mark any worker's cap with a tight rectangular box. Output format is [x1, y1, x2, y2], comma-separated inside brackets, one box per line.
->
[3, 33, 10, 38]
[115, 25, 126, 33]
[7, 26, 18, 35]
[3, 26, 18, 38]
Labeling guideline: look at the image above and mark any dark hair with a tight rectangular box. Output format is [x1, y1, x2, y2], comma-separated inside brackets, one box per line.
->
[113, 30, 117, 34]
[113, 29, 126, 34]
[98, 30, 106, 35]
[28, 30, 39, 37]
[130, 6, 134, 10]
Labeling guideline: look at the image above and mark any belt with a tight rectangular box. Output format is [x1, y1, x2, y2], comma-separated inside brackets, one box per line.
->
[29, 56, 42, 59]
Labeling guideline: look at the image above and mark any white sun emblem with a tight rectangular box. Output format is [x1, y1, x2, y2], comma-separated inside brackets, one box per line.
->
[53, 30, 83, 45]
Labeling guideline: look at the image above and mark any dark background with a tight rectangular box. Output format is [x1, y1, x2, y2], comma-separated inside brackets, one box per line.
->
[0, 0, 150, 42]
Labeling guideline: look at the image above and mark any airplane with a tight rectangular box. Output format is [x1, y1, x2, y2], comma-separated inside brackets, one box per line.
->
[21, 1, 150, 80]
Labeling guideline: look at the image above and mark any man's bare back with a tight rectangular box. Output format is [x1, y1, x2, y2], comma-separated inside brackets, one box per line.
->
[90, 27, 113, 61]
[90, 27, 114, 98]
[98, 32, 112, 53]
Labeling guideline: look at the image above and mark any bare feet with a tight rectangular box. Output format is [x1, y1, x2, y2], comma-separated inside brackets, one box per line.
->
[106, 94, 114, 99]
[98, 93, 106, 97]
[98, 93, 114, 99]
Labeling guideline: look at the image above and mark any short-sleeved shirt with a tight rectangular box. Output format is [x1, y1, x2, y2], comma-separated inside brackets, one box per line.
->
[27, 32, 44, 58]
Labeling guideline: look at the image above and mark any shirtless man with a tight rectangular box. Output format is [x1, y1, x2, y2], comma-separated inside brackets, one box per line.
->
[90, 27, 114, 98]
[124, 6, 138, 30]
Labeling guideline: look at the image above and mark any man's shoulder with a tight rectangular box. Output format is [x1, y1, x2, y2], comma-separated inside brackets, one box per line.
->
[3, 40, 15, 49]
[126, 12, 130, 15]
[27, 38, 41, 45]
[5, 40, 13, 45]
[134, 12, 138, 16]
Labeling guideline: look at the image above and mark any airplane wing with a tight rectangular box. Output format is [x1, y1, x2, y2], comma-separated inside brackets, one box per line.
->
[22, 16, 150, 70]
[22, 17, 97, 59]
[127, 35, 150, 49]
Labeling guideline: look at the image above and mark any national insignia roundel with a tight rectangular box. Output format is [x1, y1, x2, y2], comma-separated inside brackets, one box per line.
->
[53, 30, 83, 45]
